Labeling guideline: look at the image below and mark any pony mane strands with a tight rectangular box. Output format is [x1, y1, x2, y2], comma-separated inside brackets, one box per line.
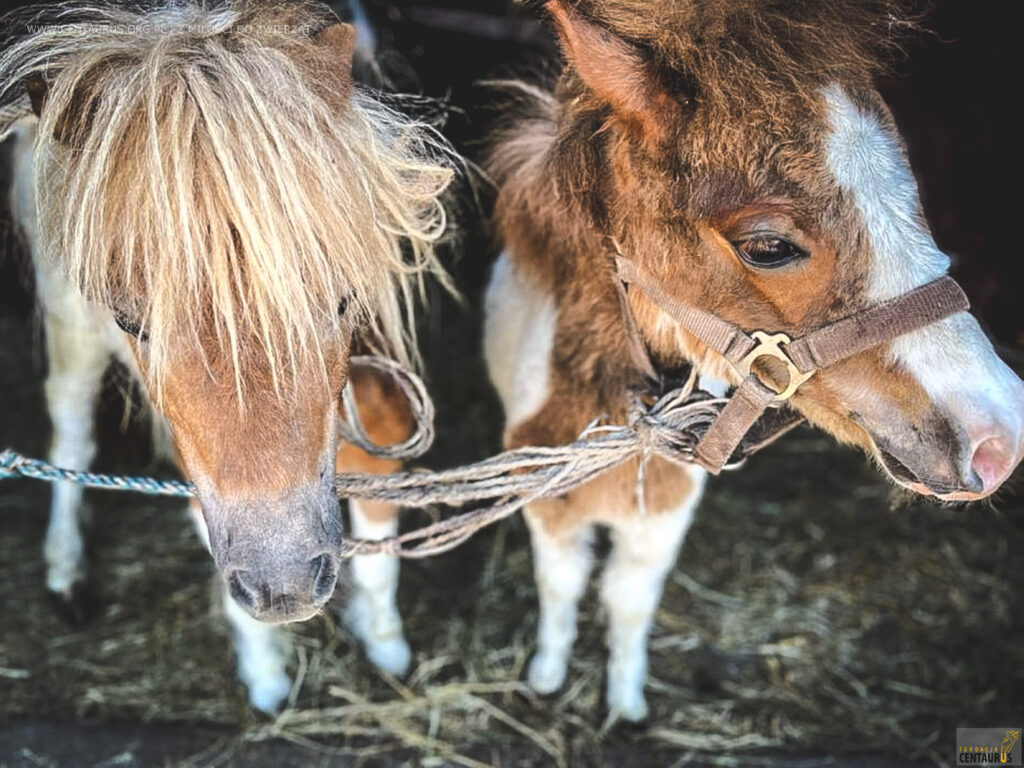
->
[0, 0, 453, 402]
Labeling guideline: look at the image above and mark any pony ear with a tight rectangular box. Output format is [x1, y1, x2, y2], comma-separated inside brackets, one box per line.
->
[23, 73, 94, 147]
[545, 0, 673, 141]
[25, 74, 48, 117]
[313, 22, 356, 102]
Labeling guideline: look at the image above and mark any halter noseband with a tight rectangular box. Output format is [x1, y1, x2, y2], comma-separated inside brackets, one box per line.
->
[613, 255, 970, 474]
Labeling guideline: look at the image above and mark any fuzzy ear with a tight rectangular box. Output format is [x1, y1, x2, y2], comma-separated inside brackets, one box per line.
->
[314, 22, 356, 103]
[24, 72, 95, 147]
[545, 0, 673, 140]
[25, 74, 48, 117]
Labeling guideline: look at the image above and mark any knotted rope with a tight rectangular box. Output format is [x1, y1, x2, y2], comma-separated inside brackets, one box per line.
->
[335, 380, 726, 558]
[339, 356, 435, 459]
[1, 369, 733, 559]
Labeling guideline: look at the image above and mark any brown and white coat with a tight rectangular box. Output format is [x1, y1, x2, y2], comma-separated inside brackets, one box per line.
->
[484, 0, 1024, 721]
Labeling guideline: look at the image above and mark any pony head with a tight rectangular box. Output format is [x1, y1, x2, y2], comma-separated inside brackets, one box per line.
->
[1, 0, 451, 621]
[535, 0, 1023, 500]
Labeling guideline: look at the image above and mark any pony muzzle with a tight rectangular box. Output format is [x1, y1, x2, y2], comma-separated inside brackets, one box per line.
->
[868, 392, 1024, 503]
[199, 486, 344, 623]
[928, 396, 1024, 501]
[225, 551, 339, 624]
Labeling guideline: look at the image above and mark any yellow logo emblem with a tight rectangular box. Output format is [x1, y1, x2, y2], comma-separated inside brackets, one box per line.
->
[1003, 730, 1021, 764]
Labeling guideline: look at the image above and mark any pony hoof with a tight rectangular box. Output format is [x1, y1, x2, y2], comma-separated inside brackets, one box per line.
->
[365, 636, 412, 677]
[606, 687, 649, 723]
[343, 597, 411, 676]
[527, 652, 568, 695]
[247, 673, 292, 715]
[47, 583, 99, 626]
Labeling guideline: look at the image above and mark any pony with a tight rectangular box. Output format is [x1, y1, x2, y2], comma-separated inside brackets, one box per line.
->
[0, 0, 450, 711]
[483, 0, 1024, 721]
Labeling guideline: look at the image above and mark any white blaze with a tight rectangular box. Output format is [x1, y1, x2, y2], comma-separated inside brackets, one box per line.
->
[822, 83, 1024, 485]
[822, 83, 949, 301]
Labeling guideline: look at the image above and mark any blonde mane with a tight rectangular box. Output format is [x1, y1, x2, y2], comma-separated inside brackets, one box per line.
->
[0, 0, 453, 401]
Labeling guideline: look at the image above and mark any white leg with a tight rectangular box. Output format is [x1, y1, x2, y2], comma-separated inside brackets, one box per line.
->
[343, 500, 411, 676]
[524, 508, 595, 695]
[222, 576, 292, 714]
[42, 317, 109, 598]
[601, 473, 705, 721]
[188, 498, 211, 552]
[187, 499, 292, 714]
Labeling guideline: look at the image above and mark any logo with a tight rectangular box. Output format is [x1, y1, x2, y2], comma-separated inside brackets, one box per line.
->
[957, 728, 1022, 765]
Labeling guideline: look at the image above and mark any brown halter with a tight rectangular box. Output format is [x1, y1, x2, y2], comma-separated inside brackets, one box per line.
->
[613, 255, 970, 474]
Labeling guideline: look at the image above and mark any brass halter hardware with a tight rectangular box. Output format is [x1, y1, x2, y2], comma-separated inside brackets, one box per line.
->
[733, 331, 815, 402]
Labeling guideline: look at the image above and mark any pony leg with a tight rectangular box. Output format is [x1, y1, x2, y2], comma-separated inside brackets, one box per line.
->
[188, 500, 292, 714]
[336, 363, 414, 676]
[221, 576, 293, 714]
[524, 506, 595, 695]
[190, 500, 292, 714]
[344, 500, 411, 676]
[13, 118, 107, 610]
[41, 314, 109, 604]
[600, 476, 704, 721]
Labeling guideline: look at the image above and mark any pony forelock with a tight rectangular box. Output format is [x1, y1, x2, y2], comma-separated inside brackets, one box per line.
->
[0, 0, 453, 403]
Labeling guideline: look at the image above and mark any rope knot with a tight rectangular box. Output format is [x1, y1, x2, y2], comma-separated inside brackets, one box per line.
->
[0, 370, 751, 559]
[627, 384, 725, 467]
[631, 410, 668, 458]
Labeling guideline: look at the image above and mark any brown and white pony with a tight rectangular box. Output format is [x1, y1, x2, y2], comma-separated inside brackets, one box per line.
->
[484, 0, 1024, 721]
[0, 0, 449, 711]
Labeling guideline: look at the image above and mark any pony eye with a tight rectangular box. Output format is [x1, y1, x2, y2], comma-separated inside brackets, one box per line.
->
[733, 236, 807, 269]
[337, 297, 349, 317]
[112, 309, 148, 341]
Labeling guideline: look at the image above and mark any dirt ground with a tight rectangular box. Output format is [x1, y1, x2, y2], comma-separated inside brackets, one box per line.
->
[2, 2, 1022, 767]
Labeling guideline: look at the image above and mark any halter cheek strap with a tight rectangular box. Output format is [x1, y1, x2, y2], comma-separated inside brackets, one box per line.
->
[613, 255, 970, 474]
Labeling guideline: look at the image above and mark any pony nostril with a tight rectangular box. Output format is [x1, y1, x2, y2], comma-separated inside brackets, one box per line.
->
[962, 469, 985, 495]
[310, 554, 338, 603]
[969, 435, 1014, 493]
[227, 570, 267, 615]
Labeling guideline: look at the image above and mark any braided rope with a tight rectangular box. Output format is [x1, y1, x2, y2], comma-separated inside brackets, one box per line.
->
[0, 449, 195, 497]
[337, 385, 726, 558]
[1, 379, 730, 559]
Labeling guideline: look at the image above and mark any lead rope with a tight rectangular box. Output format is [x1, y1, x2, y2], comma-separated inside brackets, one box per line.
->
[6, 261, 966, 558]
[1, 368, 746, 558]
[0, 263, 971, 559]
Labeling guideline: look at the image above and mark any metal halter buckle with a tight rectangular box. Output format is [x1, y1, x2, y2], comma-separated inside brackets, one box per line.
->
[734, 331, 815, 402]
